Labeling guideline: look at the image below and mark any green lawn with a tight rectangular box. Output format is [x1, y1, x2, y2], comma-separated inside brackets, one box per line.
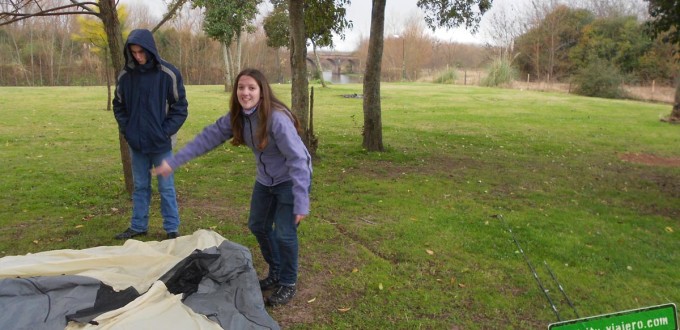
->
[0, 83, 678, 329]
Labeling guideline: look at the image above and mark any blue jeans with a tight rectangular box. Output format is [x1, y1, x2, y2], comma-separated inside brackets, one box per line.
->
[248, 181, 298, 286]
[129, 148, 180, 233]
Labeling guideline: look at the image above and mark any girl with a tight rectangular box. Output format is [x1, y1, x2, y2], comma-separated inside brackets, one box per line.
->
[154, 68, 312, 306]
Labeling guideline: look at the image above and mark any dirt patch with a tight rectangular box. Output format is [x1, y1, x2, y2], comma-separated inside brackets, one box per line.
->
[619, 153, 680, 167]
[265, 237, 367, 328]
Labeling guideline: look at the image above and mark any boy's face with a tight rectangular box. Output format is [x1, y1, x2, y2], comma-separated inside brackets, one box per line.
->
[129, 44, 147, 65]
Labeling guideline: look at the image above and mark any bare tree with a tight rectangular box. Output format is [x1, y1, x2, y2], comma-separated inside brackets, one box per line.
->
[402, 14, 434, 81]
[482, 1, 524, 56]
[125, 2, 158, 30]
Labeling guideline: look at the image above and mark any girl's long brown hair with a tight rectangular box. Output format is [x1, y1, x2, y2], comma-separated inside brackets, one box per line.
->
[229, 68, 301, 150]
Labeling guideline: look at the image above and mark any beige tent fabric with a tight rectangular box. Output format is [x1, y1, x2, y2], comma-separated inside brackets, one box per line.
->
[0, 230, 226, 292]
[65, 281, 223, 330]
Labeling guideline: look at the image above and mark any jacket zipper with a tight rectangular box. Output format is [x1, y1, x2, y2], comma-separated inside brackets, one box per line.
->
[246, 115, 274, 185]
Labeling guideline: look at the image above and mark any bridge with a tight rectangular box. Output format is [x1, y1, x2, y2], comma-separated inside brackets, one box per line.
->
[306, 51, 361, 75]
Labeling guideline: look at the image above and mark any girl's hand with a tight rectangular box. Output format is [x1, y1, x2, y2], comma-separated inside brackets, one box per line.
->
[152, 160, 173, 177]
[295, 214, 306, 225]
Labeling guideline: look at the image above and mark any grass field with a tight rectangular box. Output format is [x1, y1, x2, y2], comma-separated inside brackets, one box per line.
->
[0, 83, 678, 329]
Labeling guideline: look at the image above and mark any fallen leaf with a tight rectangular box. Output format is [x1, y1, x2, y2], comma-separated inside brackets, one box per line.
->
[307, 298, 316, 303]
[33, 240, 39, 244]
[338, 307, 351, 312]
[378, 283, 383, 290]
[75, 225, 84, 229]
[352, 268, 359, 273]
[665, 227, 674, 233]
[627, 266, 633, 271]
[426, 249, 434, 255]
[450, 277, 456, 285]
[458, 283, 466, 288]
[111, 207, 119, 212]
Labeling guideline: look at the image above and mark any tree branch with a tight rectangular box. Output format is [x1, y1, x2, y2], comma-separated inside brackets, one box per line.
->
[1, 1, 99, 26]
[70, 0, 96, 13]
[151, 0, 190, 33]
[1, 10, 99, 26]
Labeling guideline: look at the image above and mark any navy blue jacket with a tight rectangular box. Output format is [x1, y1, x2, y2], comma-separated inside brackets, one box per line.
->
[113, 29, 188, 154]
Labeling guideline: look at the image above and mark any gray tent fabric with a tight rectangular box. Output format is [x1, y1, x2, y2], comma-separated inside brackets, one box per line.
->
[65, 283, 141, 324]
[161, 241, 279, 329]
[0, 230, 279, 330]
[0, 275, 105, 330]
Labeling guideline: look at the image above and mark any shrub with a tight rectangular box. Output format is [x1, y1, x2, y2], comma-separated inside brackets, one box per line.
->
[434, 69, 458, 84]
[481, 57, 517, 87]
[572, 59, 627, 99]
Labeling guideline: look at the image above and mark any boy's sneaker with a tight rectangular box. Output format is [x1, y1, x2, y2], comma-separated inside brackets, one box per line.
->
[115, 228, 147, 240]
[267, 284, 296, 306]
[259, 276, 279, 291]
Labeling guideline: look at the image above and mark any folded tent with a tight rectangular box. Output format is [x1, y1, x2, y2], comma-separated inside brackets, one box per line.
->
[0, 230, 279, 330]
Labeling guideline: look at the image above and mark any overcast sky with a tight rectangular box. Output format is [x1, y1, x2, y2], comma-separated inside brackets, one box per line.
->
[334, 0, 489, 50]
[121, 0, 518, 51]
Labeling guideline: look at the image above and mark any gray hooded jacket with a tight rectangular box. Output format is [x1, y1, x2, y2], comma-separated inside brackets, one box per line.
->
[167, 108, 312, 215]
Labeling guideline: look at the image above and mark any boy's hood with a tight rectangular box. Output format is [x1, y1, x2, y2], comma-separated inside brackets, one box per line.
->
[123, 29, 161, 70]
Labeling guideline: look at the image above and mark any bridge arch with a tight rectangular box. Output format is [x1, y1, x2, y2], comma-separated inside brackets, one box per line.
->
[306, 51, 360, 75]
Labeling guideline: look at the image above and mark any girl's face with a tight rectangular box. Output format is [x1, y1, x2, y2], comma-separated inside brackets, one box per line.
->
[237, 75, 261, 110]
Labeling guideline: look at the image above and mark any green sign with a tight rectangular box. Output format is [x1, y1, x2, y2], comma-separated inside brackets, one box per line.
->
[549, 303, 678, 330]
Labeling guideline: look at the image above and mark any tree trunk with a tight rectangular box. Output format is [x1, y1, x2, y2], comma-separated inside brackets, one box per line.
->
[312, 41, 327, 88]
[534, 41, 540, 81]
[10, 32, 30, 85]
[100, 0, 133, 195]
[236, 31, 242, 75]
[362, 0, 386, 152]
[106, 78, 112, 110]
[309, 86, 316, 146]
[275, 48, 283, 83]
[29, 26, 35, 85]
[105, 49, 112, 111]
[667, 76, 680, 122]
[49, 29, 55, 85]
[549, 33, 555, 83]
[56, 29, 67, 84]
[222, 41, 231, 92]
[289, 0, 317, 155]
